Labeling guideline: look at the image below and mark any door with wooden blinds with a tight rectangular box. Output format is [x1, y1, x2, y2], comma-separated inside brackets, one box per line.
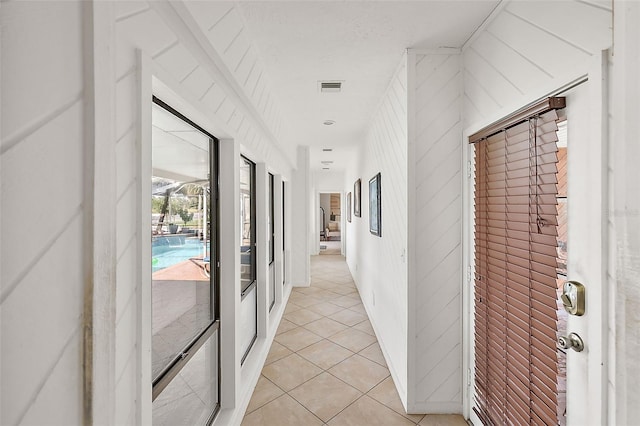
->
[473, 108, 563, 425]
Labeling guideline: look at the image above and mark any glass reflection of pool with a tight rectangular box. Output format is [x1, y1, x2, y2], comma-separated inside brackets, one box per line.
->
[152, 237, 209, 273]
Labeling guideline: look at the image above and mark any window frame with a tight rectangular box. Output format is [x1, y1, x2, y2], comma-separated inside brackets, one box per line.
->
[150, 97, 221, 422]
[239, 156, 257, 298]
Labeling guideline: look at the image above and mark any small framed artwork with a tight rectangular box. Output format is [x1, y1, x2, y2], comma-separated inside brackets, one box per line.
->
[369, 173, 381, 236]
[354, 179, 361, 217]
[347, 192, 352, 223]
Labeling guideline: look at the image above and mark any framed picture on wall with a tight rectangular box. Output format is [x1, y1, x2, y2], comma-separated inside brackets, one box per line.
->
[354, 179, 361, 217]
[369, 173, 381, 236]
[347, 192, 352, 223]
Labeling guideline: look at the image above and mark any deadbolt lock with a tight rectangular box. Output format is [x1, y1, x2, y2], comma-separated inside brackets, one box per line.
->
[558, 332, 584, 352]
[561, 280, 585, 316]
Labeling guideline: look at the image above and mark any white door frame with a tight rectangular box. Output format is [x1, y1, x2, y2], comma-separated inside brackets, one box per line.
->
[462, 52, 610, 425]
[317, 190, 346, 255]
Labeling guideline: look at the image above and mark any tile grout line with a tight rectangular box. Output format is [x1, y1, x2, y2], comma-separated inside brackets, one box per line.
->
[244, 254, 412, 425]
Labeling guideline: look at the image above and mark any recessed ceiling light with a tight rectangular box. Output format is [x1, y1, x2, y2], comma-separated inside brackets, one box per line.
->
[323, 120, 335, 126]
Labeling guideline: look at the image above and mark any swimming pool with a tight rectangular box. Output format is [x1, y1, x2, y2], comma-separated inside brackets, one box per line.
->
[152, 238, 209, 272]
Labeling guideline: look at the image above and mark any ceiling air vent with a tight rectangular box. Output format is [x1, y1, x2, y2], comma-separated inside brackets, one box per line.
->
[319, 81, 342, 93]
[321, 161, 334, 165]
[322, 148, 333, 152]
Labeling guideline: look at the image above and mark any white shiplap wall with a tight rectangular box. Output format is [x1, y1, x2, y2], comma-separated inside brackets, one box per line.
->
[458, 0, 612, 419]
[347, 57, 409, 403]
[113, 1, 295, 422]
[407, 0, 612, 414]
[409, 51, 463, 412]
[610, 3, 640, 424]
[183, 1, 288, 164]
[1, 2, 85, 424]
[463, 0, 612, 130]
[1, 0, 298, 423]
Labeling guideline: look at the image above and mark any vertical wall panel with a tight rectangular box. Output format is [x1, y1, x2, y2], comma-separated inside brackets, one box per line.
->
[610, 3, 640, 423]
[411, 52, 462, 412]
[0, 2, 85, 424]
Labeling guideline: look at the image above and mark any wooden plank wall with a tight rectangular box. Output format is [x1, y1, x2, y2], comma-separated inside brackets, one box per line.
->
[1, 2, 86, 424]
[411, 52, 464, 412]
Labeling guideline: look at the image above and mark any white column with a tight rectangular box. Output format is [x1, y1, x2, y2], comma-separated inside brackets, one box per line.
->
[137, 49, 153, 426]
[291, 146, 310, 287]
[218, 138, 240, 408]
[273, 174, 285, 306]
[85, 1, 117, 424]
[612, 2, 640, 424]
[255, 163, 268, 338]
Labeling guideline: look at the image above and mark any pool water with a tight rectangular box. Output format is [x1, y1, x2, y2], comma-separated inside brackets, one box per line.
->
[152, 239, 209, 272]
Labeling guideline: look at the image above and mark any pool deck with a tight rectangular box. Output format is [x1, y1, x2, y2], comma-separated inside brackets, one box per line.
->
[152, 258, 209, 281]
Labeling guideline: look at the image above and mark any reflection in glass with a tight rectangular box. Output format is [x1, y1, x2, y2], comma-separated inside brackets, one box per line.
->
[151, 103, 213, 380]
[240, 157, 255, 294]
[152, 332, 219, 426]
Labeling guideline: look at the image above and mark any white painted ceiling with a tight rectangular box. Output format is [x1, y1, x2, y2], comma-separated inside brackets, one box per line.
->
[227, 1, 499, 172]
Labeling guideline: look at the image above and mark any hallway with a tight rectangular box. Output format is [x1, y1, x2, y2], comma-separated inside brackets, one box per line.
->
[241, 255, 467, 425]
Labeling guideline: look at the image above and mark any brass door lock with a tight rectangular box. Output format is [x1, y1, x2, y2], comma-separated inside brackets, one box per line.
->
[561, 280, 585, 316]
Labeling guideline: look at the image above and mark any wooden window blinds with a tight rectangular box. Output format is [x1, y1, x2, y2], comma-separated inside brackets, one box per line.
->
[470, 98, 565, 425]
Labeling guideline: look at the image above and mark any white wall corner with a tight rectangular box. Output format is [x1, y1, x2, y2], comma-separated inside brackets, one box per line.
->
[273, 174, 285, 306]
[291, 146, 310, 287]
[84, 1, 117, 424]
[409, 48, 464, 413]
[136, 48, 153, 426]
[405, 49, 418, 412]
[255, 163, 269, 338]
[611, 1, 640, 423]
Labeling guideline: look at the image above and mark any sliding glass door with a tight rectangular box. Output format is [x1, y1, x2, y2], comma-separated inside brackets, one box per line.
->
[240, 156, 257, 363]
[150, 98, 219, 425]
[268, 173, 275, 311]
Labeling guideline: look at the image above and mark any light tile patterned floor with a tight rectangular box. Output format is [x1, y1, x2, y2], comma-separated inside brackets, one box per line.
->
[242, 254, 468, 426]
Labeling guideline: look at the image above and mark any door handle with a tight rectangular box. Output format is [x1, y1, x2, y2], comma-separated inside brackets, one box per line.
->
[558, 332, 584, 352]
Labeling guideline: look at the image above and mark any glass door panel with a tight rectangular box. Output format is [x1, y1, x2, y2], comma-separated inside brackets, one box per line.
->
[268, 173, 275, 311]
[151, 98, 219, 424]
[240, 156, 257, 362]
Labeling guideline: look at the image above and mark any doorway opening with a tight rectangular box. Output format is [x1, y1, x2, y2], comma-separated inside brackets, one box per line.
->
[319, 192, 341, 255]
